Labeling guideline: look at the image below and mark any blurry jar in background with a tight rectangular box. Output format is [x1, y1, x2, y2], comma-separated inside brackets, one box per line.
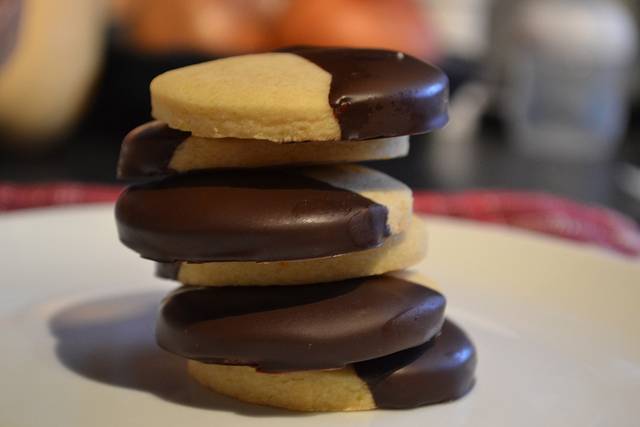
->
[502, 0, 637, 162]
[0, 0, 107, 148]
[423, 0, 490, 62]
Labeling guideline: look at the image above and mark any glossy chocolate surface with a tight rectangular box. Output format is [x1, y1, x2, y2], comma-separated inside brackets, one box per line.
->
[116, 170, 389, 262]
[285, 46, 449, 140]
[355, 319, 477, 409]
[117, 121, 189, 179]
[156, 276, 446, 372]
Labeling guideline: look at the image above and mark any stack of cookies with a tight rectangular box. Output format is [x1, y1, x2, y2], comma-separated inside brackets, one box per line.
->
[115, 47, 476, 412]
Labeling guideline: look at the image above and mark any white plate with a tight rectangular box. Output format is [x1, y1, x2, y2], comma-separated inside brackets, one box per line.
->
[1, 205, 639, 427]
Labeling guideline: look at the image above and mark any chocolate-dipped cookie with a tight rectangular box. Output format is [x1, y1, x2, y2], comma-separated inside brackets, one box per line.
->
[116, 165, 412, 263]
[114, 43, 477, 415]
[156, 274, 446, 371]
[150, 47, 448, 142]
[117, 121, 409, 179]
[188, 320, 476, 411]
[157, 215, 426, 286]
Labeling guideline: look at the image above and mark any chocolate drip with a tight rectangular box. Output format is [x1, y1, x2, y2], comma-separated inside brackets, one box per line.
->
[285, 47, 449, 140]
[117, 121, 190, 179]
[156, 276, 446, 372]
[355, 320, 476, 409]
[115, 169, 389, 262]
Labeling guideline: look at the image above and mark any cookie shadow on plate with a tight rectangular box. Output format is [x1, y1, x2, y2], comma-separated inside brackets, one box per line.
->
[48, 291, 309, 418]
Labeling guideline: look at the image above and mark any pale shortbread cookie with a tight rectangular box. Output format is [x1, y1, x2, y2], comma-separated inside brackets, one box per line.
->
[151, 53, 340, 142]
[161, 216, 426, 286]
[170, 135, 409, 171]
[188, 361, 375, 412]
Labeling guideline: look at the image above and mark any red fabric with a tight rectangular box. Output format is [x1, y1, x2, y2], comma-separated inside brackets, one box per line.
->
[0, 183, 122, 212]
[414, 190, 640, 257]
[1, 183, 638, 257]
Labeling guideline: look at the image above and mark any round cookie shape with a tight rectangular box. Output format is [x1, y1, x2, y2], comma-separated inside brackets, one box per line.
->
[157, 215, 426, 286]
[156, 275, 446, 372]
[115, 165, 411, 263]
[187, 320, 476, 411]
[117, 121, 409, 179]
[0, 0, 106, 141]
[150, 47, 448, 142]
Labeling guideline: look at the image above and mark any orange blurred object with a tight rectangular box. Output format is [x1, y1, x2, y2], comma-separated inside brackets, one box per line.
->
[113, 0, 276, 54]
[111, 0, 438, 59]
[275, 0, 439, 60]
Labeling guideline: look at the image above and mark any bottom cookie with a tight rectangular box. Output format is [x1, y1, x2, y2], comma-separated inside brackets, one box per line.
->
[188, 320, 476, 412]
[157, 215, 427, 286]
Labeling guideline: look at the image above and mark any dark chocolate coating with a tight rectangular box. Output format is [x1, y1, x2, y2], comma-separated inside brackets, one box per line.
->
[117, 121, 190, 179]
[155, 262, 180, 280]
[0, 0, 22, 67]
[284, 47, 449, 140]
[156, 276, 446, 372]
[117, 48, 448, 179]
[115, 170, 389, 262]
[355, 319, 477, 409]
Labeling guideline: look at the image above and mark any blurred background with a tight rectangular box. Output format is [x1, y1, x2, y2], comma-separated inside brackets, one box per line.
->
[1, 0, 639, 220]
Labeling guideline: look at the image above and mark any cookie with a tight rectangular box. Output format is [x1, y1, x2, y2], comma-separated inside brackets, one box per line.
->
[117, 121, 409, 179]
[116, 165, 412, 263]
[156, 215, 426, 286]
[187, 320, 477, 412]
[156, 274, 445, 372]
[151, 47, 448, 142]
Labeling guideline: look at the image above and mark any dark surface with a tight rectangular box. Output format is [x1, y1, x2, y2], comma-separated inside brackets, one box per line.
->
[156, 276, 446, 372]
[1, 44, 639, 221]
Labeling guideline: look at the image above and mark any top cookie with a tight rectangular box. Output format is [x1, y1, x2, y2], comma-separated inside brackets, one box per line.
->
[151, 47, 449, 142]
